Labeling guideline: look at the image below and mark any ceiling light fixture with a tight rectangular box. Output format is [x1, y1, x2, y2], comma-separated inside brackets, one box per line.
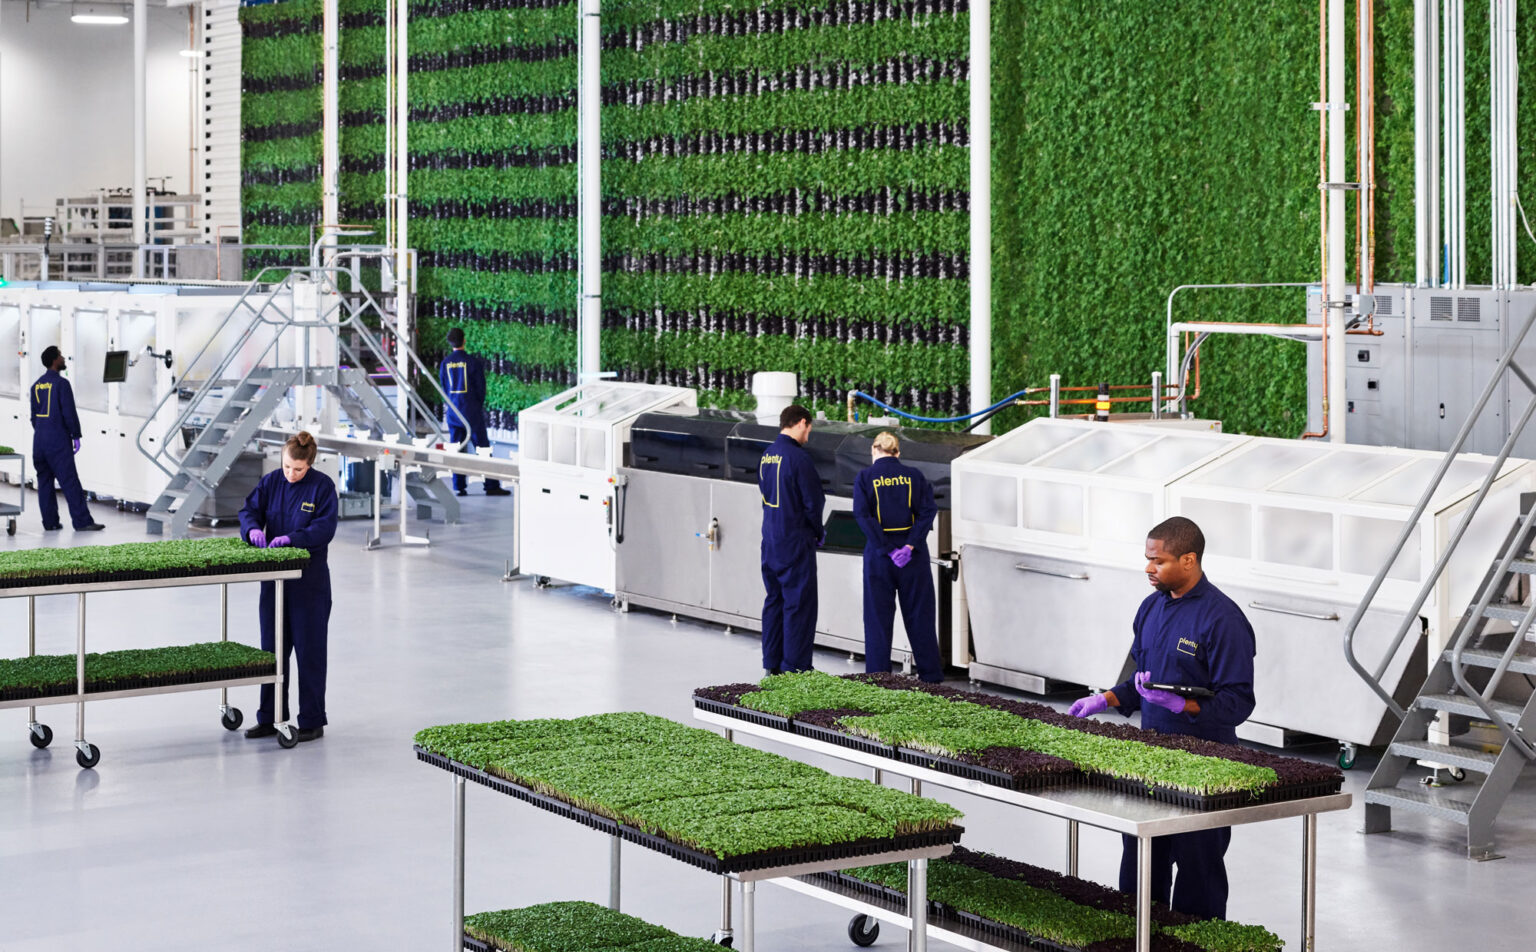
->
[71, 3, 130, 25]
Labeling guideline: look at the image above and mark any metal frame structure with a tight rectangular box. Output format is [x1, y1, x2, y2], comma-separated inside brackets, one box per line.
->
[440, 765, 945, 952]
[0, 452, 22, 536]
[1, 567, 303, 764]
[698, 710, 1351, 952]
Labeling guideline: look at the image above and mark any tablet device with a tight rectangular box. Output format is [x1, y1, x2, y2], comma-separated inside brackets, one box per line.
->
[1146, 682, 1214, 699]
[103, 350, 129, 383]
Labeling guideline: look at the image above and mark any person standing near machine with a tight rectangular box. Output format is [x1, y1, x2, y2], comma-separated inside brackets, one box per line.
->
[29, 346, 103, 532]
[758, 404, 824, 676]
[852, 432, 943, 683]
[1067, 516, 1255, 919]
[240, 431, 338, 743]
[439, 327, 509, 497]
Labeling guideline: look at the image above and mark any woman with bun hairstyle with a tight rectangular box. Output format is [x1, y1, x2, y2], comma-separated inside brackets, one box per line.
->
[238, 431, 338, 742]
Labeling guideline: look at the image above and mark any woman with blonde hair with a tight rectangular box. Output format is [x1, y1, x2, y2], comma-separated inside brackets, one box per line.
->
[852, 431, 943, 682]
[238, 431, 338, 742]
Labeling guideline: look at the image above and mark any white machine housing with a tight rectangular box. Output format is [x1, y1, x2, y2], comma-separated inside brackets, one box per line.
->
[518, 382, 696, 592]
[952, 418, 1536, 747]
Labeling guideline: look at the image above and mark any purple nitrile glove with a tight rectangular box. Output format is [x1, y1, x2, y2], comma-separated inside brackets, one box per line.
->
[268, 535, 291, 548]
[1067, 694, 1109, 718]
[1135, 671, 1187, 714]
[72, 439, 81, 454]
[889, 547, 912, 568]
[247, 529, 267, 548]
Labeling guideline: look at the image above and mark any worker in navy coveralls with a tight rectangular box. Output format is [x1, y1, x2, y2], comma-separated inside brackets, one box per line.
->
[438, 327, 508, 497]
[29, 346, 104, 532]
[759, 404, 825, 676]
[853, 431, 943, 683]
[1068, 516, 1256, 920]
[239, 431, 338, 743]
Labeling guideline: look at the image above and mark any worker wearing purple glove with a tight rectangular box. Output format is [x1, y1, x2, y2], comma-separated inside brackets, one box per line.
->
[238, 431, 338, 743]
[29, 347, 104, 532]
[1065, 517, 1255, 920]
[852, 432, 943, 683]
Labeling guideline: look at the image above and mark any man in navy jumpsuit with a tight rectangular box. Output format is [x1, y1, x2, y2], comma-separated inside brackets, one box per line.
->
[438, 328, 507, 497]
[1068, 516, 1255, 919]
[758, 404, 824, 675]
[29, 346, 103, 532]
[853, 431, 943, 682]
[239, 433, 339, 742]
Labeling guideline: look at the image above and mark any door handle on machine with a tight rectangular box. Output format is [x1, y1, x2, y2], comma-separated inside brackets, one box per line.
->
[1013, 562, 1089, 581]
[930, 552, 960, 583]
[1247, 601, 1339, 621]
[695, 517, 719, 550]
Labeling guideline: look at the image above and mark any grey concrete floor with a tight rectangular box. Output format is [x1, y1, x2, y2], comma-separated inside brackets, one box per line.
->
[2, 487, 1535, 951]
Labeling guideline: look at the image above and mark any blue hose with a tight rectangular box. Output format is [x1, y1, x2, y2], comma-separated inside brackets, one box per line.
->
[851, 390, 1032, 424]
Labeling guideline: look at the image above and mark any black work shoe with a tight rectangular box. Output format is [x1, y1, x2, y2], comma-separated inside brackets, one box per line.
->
[76, 523, 106, 531]
[455, 489, 467, 497]
[244, 723, 277, 739]
[43, 524, 62, 531]
[296, 726, 324, 742]
[485, 487, 511, 496]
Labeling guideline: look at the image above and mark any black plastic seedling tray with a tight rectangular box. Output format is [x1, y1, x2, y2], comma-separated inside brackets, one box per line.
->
[894, 745, 1081, 793]
[693, 695, 793, 732]
[415, 747, 963, 875]
[1084, 771, 1344, 812]
[794, 719, 902, 758]
[0, 556, 310, 591]
[0, 662, 275, 703]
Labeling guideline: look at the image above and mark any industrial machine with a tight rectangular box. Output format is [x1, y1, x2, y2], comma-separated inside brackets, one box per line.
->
[518, 382, 696, 593]
[951, 418, 1536, 753]
[614, 407, 987, 667]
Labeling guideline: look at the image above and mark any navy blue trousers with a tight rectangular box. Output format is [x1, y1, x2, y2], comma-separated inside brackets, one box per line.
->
[1119, 827, 1232, 920]
[449, 423, 501, 493]
[761, 542, 817, 673]
[33, 443, 93, 529]
[257, 569, 331, 729]
[862, 546, 943, 682]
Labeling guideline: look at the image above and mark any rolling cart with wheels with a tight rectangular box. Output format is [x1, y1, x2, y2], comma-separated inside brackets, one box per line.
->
[2, 567, 304, 768]
[0, 451, 23, 536]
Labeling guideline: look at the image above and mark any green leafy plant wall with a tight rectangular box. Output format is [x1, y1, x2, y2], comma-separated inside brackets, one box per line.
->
[240, 1, 1528, 435]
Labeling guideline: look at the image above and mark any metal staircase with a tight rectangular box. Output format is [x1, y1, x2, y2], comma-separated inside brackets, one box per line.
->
[138, 245, 469, 538]
[1361, 497, 1536, 859]
[1344, 302, 1536, 859]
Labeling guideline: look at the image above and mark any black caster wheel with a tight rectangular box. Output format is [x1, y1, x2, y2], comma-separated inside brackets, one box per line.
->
[276, 727, 300, 749]
[848, 914, 879, 947]
[29, 724, 53, 749]
[6, 518, 15, 536]
[76, 743, 101, 769]
[1337, 748, 1356, 770]
[1448, 767, 1466, 782]
[534, 576, 551, 589]
[221, 708, 244, 731]
[711, 937, 733, 948]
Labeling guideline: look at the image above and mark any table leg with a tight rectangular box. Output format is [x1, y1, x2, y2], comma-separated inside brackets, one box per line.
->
[1066, 819, 1080, 877]
[1301, 814, 1317, 952]
[26, 595, 38, 738]
[453, 775, 465, 951]
[909, 777, 922, 796]
[873, 767, 883, 785]
[219, 583, 230, 715]
[724, 728, 733, 745]
[742, 880, 755, 952]
[714, 876, 733, 945]
[1136, 835, 1151, 952]
[74, 593, 86, 747]
[909, 858, 929, 952]
[609, 835, 621, 911]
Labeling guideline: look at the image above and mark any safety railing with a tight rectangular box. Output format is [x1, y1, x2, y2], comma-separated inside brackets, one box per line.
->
[1341, 299, 1536, 761]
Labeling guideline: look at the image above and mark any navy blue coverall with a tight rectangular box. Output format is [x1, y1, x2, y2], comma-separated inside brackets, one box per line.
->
[29, 369, 95, 530]
[853, 456, 943, 682]
[438, 348, 502, 494]
[758, 433, 825, 673]
[1108, 574, 1256, 919]
[239, 468, 339, 729]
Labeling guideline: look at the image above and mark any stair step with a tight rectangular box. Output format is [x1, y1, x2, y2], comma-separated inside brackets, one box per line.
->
[1448, 647, 1536, 676]
[1509, 559, 1536, 575]
[1364, 787, 1474, 824]
[1389, 740, 1501, 773]
[1481, 603, 1531, 624]
[1416, 693, 1525, 723]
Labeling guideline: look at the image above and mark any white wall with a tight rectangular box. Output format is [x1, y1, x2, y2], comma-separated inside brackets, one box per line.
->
[0, 1, 196, 228]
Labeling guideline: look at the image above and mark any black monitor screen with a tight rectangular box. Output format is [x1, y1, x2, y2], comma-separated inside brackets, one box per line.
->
[821, 510, 869, 555]
[103, 350, 129, 383]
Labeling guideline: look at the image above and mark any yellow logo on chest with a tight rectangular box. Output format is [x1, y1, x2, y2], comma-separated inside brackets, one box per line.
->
[1177, 637, 1199, 656]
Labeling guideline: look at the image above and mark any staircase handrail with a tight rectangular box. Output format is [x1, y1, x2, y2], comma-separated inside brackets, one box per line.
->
[1343, 301, 1536, 756]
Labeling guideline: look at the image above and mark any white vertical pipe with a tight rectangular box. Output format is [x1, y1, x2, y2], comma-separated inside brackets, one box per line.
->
[1327, 0, 1347, 442]
[1428, 0, 1441, 286]
[322, 0, 339, 258]
[968, 0, 992, 433]
[1415, 0, 1432, 285]
[384, 0, 394, 250]
[1446, 0, 1466, 288]
[395, 0, 410, 418]
[132, 0, 147, 278]
[577, 0, 602, 380]
[1511, 1, 1519, 285]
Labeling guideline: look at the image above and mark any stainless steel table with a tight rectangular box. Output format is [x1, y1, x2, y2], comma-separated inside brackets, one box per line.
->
[2, 568, 304, 766]
[697, 708, 1352, 952]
